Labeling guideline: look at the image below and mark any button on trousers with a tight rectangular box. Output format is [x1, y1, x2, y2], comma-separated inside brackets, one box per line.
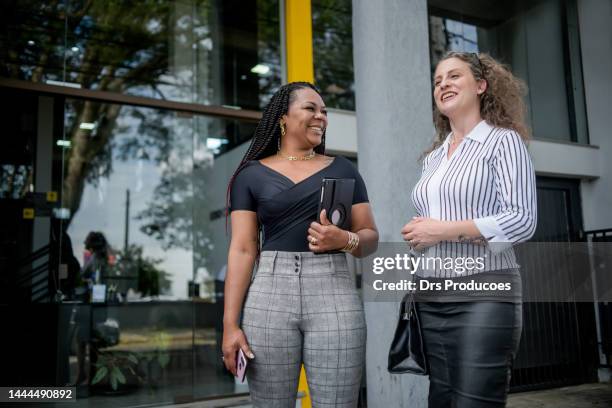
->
[242, 251, 366, 407]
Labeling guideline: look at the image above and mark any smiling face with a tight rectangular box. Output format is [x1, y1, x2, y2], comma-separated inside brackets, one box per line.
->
[281, 87, 328, 149]
[433, 57, 487, 121]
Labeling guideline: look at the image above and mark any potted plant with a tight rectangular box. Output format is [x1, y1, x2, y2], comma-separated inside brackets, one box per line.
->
[91, 350, 141, 394]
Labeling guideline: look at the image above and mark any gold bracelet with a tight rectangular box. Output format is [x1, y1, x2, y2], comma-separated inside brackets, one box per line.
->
[342, 231, 352, 252]
[350, 232, 359, 251]
[342, 231, 359, 253]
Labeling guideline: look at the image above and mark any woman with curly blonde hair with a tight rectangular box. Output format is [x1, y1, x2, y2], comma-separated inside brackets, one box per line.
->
[400, 52, 537, 407]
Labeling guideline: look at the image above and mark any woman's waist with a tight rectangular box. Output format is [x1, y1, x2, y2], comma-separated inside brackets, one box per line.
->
[258, 250, 349, 275]
[260, 222, 313, 253]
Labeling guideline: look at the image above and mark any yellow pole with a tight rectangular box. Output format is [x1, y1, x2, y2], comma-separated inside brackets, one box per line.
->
[285, 0, 314, 83]
[285, 3, 314, 405]
[285, 5, 314, 406]
[297, 365, 311, 407]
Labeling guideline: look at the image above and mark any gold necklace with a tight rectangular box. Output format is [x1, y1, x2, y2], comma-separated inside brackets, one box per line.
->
[277, 150, 316, 161]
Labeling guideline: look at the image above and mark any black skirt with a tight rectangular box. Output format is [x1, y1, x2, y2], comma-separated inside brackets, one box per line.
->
[417, 301, 522, 408]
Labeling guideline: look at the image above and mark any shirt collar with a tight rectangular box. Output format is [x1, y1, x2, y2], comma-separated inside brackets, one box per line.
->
[443, 120, 492, 146]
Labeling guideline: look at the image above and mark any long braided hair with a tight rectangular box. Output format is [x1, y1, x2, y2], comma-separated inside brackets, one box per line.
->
[226, 82, 326, 217]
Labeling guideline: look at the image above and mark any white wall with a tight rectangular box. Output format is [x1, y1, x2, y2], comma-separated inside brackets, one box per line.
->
[529, 140, 600, 179]
[325, 109, 358, 155]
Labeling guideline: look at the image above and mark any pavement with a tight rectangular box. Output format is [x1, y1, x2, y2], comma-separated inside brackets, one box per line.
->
[159, 382, 612, 407]
[507, 382, 612, 407]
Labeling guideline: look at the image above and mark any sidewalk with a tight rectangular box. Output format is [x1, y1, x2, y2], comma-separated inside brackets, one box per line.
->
[508, 382, 612, 407]
[161, 382, 612, 407]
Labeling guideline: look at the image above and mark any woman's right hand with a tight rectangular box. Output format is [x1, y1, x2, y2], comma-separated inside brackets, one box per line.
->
[222, 324, 255, 375]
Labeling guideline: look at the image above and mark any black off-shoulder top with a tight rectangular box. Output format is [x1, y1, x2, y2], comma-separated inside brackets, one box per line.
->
[230, 156, 369, 252]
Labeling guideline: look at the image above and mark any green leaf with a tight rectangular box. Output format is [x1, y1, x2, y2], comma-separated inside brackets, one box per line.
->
[157, 352, 170, 368]
[91, 366, 108, 385]
[112, 367, 126, 384]
[127, 354, 139, 365]
[110, 371, 118, 390]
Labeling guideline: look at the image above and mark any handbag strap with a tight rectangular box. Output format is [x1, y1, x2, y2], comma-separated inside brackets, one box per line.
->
[401, 291, 416, 320]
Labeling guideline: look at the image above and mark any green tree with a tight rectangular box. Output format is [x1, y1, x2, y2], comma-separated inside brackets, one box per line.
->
[312, 0, 355, 110]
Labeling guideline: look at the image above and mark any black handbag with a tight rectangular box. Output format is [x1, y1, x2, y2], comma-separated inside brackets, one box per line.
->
[387, 292, 428, 374]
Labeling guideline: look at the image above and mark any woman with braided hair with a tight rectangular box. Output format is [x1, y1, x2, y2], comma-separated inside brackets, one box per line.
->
[401, 52, 536, 407]
[222, 82, 378, 407]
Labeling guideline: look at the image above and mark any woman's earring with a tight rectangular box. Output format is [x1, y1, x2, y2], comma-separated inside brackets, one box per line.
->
[278, 121, 285, 151]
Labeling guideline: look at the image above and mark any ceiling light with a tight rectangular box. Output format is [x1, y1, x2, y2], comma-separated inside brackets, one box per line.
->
[45, 79, 82, 88]
[250, 64, 270, 75]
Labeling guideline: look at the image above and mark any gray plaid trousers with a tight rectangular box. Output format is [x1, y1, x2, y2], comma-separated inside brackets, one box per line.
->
[242, 251, 366, 407]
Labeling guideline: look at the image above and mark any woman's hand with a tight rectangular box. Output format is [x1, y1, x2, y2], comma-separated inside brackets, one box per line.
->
[401, 217, 447, 251]
[308, 209, 348, 253]
[221, 324, 254, 376]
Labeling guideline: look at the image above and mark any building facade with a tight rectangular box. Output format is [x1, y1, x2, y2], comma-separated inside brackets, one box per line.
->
[0, 0, 610, 407]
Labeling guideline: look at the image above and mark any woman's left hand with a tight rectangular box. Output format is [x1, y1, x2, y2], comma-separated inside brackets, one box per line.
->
[401, 217, 447, 251]
[308, 209, 348, 253]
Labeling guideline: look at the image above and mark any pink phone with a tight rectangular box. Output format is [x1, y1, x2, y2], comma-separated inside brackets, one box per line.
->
[236, 349, 248, 382]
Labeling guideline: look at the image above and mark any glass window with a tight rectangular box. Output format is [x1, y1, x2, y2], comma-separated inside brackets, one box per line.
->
[0, 0, 281, 110]
[428, 0, 589, 144]
[0, 83, 257, 405]
[312, 0, 355, 111]
[57, 100, 248, 404]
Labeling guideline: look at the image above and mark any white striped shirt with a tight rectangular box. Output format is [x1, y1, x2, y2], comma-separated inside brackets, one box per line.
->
[411, 120, 537, 277]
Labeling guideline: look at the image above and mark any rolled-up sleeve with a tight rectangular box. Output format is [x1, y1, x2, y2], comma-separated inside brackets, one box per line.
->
[473, 131, 537, 253]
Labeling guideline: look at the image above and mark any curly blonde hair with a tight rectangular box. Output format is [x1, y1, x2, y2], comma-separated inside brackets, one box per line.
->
[428, 52, 530, 154]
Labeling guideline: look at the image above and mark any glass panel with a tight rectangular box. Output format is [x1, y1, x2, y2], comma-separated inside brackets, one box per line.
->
[312, 0, 355, 111]
[59, 100, 195, 406]
[191, 116, 252, 400]
[50, 99, 254, 405]
[428, 0, 589, 144]
[0, 0, 281, 110]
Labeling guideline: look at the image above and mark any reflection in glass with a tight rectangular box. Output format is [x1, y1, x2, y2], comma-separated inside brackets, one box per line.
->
[53, 98, 254, 405]
[429, 17, 479, 66]
[0, 90, 36, 201]
[312, 0, 355, 110]
[0, 165, 32, 199]
[1, 0, 281, 110]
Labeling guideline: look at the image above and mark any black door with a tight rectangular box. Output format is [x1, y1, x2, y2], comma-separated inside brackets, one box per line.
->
[510, 177, 599, 391]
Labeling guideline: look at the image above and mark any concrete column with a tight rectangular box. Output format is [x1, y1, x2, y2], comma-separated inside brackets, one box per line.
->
[352, 0, 433, 406]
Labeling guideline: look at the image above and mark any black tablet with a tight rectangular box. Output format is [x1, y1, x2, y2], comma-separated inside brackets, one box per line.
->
[317, 178, 355, 230]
